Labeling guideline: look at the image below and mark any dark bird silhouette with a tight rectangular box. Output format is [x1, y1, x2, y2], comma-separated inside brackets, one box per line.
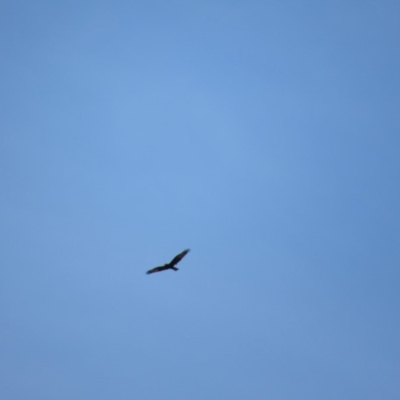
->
[146, 249, 190, 275]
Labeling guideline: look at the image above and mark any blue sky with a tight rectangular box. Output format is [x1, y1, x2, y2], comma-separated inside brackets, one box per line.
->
[1, 1, 399, 399]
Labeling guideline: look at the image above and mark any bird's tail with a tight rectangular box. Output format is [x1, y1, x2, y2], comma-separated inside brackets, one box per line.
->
[171, 267, 179, 271]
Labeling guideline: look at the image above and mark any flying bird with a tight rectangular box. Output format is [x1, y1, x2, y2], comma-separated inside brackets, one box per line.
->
[146, 249, 190, 275]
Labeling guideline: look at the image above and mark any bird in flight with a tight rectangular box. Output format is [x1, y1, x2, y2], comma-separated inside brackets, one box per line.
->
[146, 249, 190, 275]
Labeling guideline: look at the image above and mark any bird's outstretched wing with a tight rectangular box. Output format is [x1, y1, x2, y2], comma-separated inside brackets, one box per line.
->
[169, 249, 190, 267]
[146, 265, 170, 275]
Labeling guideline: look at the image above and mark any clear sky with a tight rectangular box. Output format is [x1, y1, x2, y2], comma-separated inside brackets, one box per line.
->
[1, 1, 399, 399]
